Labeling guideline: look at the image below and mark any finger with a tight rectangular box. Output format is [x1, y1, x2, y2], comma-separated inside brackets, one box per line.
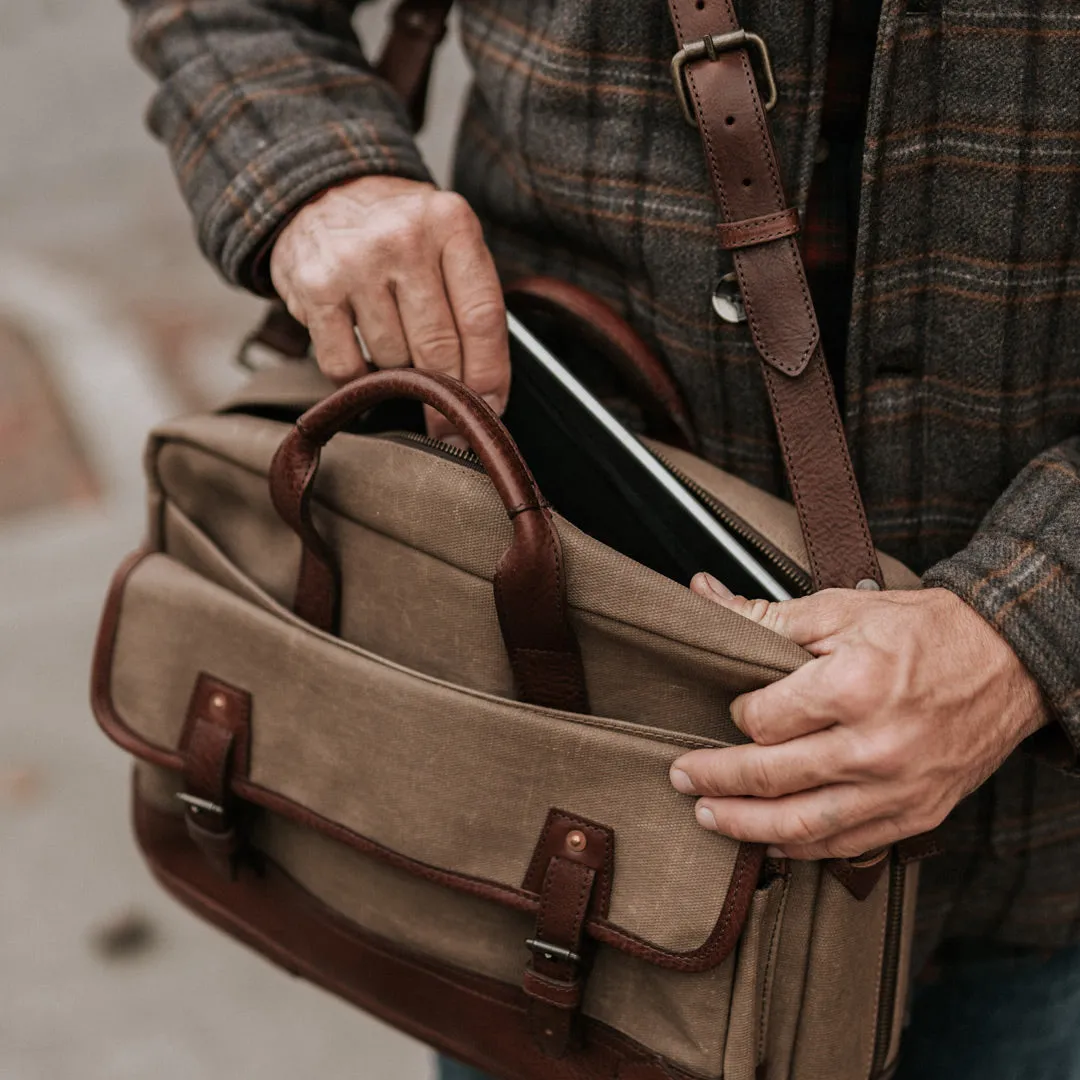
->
[352, 285, 410, 370]
[689, 580, 861, 652]
[693, 784, 877, 848]
[691, 572, 734, 601]
[771, 818, 910, 862]
[307, 302, 367, 383]
[727, 658, 841, 744]
[442, 230, 510, 414]
[671, 728, 849, 799]
[393, 270, 464, 439]
[394, 268, 463, 379]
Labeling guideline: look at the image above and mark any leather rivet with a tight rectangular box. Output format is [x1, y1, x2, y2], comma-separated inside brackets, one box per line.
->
[566, 830, 587, 852]
[855, 578, 882, 591]
[210, 693, 227, 711]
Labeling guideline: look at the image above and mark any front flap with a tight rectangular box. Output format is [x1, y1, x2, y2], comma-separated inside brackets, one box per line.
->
[94, 549, 763, 972]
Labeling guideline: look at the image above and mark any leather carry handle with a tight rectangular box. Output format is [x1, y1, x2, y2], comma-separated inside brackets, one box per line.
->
[268, 368, 590, 714]
[666, 0, 883, 592]
[506, 277, 699, 453]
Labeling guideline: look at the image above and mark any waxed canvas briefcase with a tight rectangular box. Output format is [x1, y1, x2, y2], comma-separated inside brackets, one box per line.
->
[91, 0, 934, 1075]
[91, 300, 924, 1079]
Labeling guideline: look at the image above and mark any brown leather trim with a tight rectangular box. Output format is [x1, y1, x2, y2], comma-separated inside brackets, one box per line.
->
[896, 832, 943, 865]
[666, 0, 884, 592]
[134, 788, 700, 1080]
[716, 208, 800, 251]
[505, 276, 698, 452]
[824, 849, 889, 903]
[90, 552, 762, 971]
[268, 368, 589, 713]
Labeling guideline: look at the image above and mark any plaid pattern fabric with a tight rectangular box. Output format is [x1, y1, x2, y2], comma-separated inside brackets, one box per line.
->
[124, 0, 1080, 960]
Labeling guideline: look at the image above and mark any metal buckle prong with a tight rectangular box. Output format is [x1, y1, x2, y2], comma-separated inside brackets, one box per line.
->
[177, 792, 226, 816]
[525, 938, 581, 965]
[671, 29, 778, 126]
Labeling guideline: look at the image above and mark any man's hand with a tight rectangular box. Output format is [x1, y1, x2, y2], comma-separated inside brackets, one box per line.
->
[669, 575, 1049, 859]
[270, 176, 510, 440]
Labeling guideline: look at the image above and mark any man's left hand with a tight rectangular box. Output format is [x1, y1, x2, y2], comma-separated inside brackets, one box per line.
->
[669, 576, 1049, 859]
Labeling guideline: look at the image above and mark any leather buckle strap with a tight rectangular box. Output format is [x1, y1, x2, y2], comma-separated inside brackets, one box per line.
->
[178, 674, 252, 879]
[671, 29, 778, 125]
[666, 0, 884, 592]
[521, 810, 615, 1058]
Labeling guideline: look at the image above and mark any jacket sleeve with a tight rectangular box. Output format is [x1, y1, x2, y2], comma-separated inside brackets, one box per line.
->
[123, 0, 433, 294]
[923, 436, 1080, 767]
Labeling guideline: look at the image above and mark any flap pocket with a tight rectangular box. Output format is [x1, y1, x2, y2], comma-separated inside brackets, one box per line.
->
[94, 550, 764, 971]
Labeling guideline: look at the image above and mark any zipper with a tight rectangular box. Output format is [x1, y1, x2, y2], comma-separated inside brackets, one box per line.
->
[651, 450, 813, 596]
[384, 431, 812, 596]
[870, 858, 907, 1077]
[380, 430, 482, 469]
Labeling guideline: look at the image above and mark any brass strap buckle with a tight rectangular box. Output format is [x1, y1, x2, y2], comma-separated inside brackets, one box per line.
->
[671, 29, 778, 126]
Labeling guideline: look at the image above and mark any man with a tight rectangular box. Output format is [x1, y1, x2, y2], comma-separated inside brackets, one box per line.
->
[123, 1, 1080, 1076]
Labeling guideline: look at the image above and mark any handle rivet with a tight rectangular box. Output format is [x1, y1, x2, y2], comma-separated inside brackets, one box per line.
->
[210, 693, 227, 711]
[566, 830, 587, 852]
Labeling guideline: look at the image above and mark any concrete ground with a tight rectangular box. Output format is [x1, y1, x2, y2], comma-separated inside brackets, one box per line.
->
[0, 3, 467, 1077]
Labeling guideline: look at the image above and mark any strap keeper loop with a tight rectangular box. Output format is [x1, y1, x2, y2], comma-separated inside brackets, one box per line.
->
[717, 208, 800, 251]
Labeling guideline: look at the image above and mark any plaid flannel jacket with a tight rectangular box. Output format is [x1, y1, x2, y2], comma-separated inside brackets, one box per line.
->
[124, 0, 1080, 959]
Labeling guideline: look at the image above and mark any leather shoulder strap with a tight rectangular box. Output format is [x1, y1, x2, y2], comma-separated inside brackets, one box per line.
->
[666, 0, 883, 591]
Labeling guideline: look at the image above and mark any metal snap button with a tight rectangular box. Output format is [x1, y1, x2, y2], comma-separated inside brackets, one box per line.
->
[712, 273, 747, 324]
[855, 578, 882, 591]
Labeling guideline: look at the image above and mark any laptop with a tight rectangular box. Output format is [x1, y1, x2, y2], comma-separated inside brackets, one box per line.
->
[500, 309, 801, 602]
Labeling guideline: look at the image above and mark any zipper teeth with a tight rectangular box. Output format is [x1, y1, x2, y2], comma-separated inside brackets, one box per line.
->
[382, 430, 482, 467]
[388, 432, 812, 594]
[651, 452, 813, 595]
[871, 859, 907, 1076]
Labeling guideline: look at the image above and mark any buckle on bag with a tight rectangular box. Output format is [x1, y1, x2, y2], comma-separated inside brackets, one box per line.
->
[525, 938, 582, 966]
[671, 29, 778, 126]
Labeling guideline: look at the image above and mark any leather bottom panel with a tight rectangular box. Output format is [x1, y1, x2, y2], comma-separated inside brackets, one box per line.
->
[132, 788, 695, 1080]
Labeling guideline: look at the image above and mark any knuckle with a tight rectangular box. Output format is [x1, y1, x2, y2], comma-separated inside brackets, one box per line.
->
[457, 296, 507, 342]
[743, 598, 777, 627]
[734, 698, 770, 745]
[412, 329, 463, 370]
[849, 730, 906, 777]
[746, 755, 779, 796]
[431, 191, 477, 231]
[292, 260, 341, 303]
[779, 808, 822, 846]
[832, 664, 878, 717]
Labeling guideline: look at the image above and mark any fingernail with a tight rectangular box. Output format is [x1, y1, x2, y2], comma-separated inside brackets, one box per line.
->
[699, 573, 734, 600]
[766, 846, 786, 859]
[670, 768, 694, 794]
[482, 392, 505, 416]
[696, 804, 717, 830]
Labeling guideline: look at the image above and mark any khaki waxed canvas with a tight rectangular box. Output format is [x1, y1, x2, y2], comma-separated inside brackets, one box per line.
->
[95, 363, 920, 1079]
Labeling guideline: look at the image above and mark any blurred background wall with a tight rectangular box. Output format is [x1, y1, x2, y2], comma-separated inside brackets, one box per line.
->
[0, 3, 467, 1076]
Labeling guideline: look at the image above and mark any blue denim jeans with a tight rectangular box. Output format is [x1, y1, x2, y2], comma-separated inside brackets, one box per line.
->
[436, 939, 1080, 1080]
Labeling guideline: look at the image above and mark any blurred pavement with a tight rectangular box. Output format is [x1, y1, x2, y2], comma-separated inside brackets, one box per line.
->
[0, 3, 467, 1077]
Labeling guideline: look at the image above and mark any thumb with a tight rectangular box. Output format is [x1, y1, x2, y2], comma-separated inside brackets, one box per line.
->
[690, 573, 852, 648]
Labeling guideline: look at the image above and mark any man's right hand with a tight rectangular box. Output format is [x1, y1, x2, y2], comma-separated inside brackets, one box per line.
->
[269, 176, 510, 440]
